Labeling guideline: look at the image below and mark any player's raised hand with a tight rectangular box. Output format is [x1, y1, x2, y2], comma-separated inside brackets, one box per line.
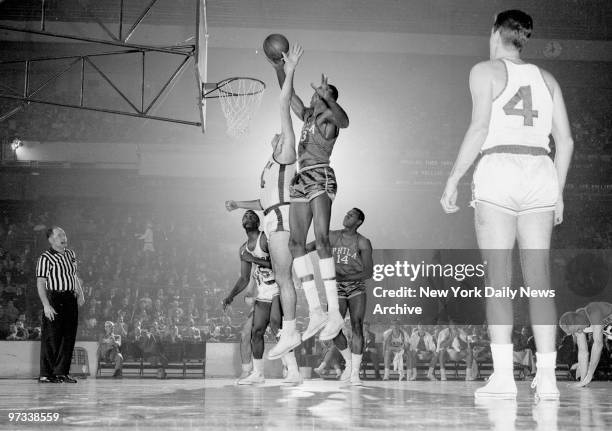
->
[440, 180, 460, 214]
[282, 44, 303, 72]
[225, 200, 238, 212]
[311, 74, 333, 100]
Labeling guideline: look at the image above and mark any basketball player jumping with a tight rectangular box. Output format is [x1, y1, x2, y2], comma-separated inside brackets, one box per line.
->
[440, 10, 573, 400]
[226, 44, 304, 360]
[223, 210, 302, 385]
[559, 302, 612, 387]
[305, 208, 373, 385]
[272, 47, 350, 342]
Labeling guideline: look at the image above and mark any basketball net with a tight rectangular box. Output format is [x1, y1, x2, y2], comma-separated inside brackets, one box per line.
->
[216, 78, 265, 137]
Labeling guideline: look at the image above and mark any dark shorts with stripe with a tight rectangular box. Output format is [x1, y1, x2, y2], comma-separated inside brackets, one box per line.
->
[290, 165, 337, 202]
[337, 280, 366, 300]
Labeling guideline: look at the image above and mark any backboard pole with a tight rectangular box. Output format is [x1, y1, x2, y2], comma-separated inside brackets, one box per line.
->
[195, 0, 208, 134]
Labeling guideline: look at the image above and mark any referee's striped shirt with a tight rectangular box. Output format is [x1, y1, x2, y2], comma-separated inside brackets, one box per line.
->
[36, 248, 78, 291]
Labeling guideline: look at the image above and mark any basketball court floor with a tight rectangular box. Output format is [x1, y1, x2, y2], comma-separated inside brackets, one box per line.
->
[0, 378, 610, 430]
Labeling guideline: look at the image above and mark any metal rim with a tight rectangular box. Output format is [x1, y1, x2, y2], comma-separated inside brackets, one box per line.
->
[203, 77, 265, 99]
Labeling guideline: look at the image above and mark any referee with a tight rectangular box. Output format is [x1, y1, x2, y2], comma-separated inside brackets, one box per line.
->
[36, 226, 85, 383]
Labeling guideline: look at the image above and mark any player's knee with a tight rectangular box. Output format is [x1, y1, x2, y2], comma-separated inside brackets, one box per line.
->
[314, 235, 330, 251]
[251, 326, 266, 340]
[288, 237, 305, 256]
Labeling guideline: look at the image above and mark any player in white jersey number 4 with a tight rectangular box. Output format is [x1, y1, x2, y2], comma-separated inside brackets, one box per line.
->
[440, 10, 573, 401]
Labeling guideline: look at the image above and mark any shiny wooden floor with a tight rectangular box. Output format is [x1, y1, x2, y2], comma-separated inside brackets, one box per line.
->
[0, 378, 610, 430]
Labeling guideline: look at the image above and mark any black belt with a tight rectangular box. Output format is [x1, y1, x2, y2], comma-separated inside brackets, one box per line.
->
[263, 202, 290, 216]
[47, 290, 75, 295]
[481, 145, 549, 156]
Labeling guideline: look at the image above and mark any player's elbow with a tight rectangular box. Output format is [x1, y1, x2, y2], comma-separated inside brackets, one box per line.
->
[337, 117, 349, 129]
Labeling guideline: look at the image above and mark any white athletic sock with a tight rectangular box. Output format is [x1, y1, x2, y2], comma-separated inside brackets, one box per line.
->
[293, 255, 321, 313]
[283, 319, 296, 334]
[284, 351, 299, 373]
[351, 354, 362, 375]
[319, 257, 339, 313]
[242, 362, 252, 372]
[491, 344, 514, 374]
[340, 348, 352, 368]
[253, 358, 264, 375]
[536, 351, 556, 369]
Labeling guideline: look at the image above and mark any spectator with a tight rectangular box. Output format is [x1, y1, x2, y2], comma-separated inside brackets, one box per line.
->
[407, 323, 436, 381]
[166, 325, 182, 343]
[97, 321, 123, 378]
[5, 324, 22, 340]
[15, 319, 29, 340]
[184, 319, 201, 342]
[135, 222, 155, 253]
[433, 322, 474, 381]
[136, 328, 167, 379]
[29, 326, 42, 341]
[382, 320, 408, 381]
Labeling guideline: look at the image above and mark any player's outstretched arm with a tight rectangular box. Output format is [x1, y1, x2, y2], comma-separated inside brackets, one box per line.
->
[240, 251, 271, 269]
[545, 70, 574, 226]
[274, 45, 303, 164]
[574, 332, 589, 384]
[440, 62, 493, 214]
[273, 61, 306, 120]
[312, 74, 349, 130]
[222, 246, 253, 310]
[225, 199, 263, 212]
[577, 326, 604, 387]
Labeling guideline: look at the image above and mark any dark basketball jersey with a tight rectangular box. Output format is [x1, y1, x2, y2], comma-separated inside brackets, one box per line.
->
[331, 231, 363, 277]
[297, 108, 338, 169]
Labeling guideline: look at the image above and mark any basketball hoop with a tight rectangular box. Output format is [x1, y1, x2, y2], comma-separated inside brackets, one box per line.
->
[203, 77, 265, 137]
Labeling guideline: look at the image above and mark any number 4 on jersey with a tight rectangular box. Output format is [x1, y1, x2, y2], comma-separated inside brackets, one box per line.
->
[503, 85, 538, 126]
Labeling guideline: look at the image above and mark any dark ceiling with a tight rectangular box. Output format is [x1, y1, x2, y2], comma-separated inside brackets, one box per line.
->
[0, 0, 611, 41]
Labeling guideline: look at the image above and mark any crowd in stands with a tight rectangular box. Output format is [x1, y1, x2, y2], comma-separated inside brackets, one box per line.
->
[0, 200, 256, 344]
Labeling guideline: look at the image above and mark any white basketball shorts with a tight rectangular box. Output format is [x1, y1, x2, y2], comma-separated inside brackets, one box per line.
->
[471, 153, 558, 216]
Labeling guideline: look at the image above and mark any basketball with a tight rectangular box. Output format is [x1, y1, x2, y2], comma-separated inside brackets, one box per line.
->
[263, 34, 289, 62]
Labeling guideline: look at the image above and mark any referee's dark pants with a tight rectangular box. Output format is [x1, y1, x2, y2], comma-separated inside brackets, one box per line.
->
[40, 291, 78, 377]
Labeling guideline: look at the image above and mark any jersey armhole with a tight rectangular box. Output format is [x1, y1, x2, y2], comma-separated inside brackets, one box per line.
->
[538, 68, 554, 100]
[271, 153, 294, 166]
